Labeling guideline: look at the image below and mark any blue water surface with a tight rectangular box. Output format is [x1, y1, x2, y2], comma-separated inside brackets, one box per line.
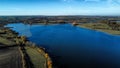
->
[6, 23, 120, 68]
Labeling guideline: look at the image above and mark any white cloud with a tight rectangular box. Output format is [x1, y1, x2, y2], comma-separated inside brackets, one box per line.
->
[62, 0, 74, 3]
[85, 0, 100, 2]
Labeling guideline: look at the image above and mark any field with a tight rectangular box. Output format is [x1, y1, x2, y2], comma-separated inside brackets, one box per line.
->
[25, 46, 47, 68]
[0, 27, 51, 68]
[78, 23, 120, 35]
[0, 37, 16, 46]
[0, 46, 22, 68]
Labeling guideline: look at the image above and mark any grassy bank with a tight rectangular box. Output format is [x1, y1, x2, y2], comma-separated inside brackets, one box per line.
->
[0, 37, 16, 46]
[78, 23, 120, 35]
[0, 28, 17, 46]
[25, 46, 47, 68]
[0, 26, 52, 68]
[0, 27, 23, 68]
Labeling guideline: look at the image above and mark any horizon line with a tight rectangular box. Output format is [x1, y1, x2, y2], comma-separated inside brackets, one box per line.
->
[0, 15, 120, 17]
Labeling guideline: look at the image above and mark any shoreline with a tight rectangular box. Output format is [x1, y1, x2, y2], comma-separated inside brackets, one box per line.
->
[0, 25, 52, 68]
[14, 30, 53, 68]
[76, 23, 120, 36]
[10, 22, 120, 36]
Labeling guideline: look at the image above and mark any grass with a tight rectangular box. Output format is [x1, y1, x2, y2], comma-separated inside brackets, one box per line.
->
[25, 46, 47, 68]
[0, 37, 16, 46]
[0, 33, 17, 38]
[0, 27, 52, 68]
[78, 23, 120, 35]
[0, 29, 16, 46]
[0, 30, 5, 33]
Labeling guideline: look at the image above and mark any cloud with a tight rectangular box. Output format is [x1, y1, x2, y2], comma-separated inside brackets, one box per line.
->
[0, 8, 22, 11]
[106, 0, 120, 6]
[62, 0, 74, 3]
[85, 0, 100, 2]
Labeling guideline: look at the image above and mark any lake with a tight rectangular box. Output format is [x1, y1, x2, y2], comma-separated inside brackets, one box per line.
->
[6, 23, 120, 68]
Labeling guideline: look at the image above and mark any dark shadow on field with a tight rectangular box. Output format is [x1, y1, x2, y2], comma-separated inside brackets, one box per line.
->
[0, 43, 16, 49]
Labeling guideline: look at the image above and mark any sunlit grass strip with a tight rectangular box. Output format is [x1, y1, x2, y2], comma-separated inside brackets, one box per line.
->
[25, 46, 47, 68]
[25, 45, 53, 68]
[37, 48, 52, 68]
[0, 37, 16, 46]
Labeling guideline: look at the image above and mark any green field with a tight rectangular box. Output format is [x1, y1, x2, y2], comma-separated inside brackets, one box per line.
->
[78, 23, 120, 35]
[25, 46, 47, 68]
[0, 37, 16, 46]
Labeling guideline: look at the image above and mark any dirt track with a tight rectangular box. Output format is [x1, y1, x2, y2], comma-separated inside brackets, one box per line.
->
[0, 46, 22, 68]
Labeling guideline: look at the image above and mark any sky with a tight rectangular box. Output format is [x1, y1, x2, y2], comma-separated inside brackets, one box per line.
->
[0, 0, 120, 16]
